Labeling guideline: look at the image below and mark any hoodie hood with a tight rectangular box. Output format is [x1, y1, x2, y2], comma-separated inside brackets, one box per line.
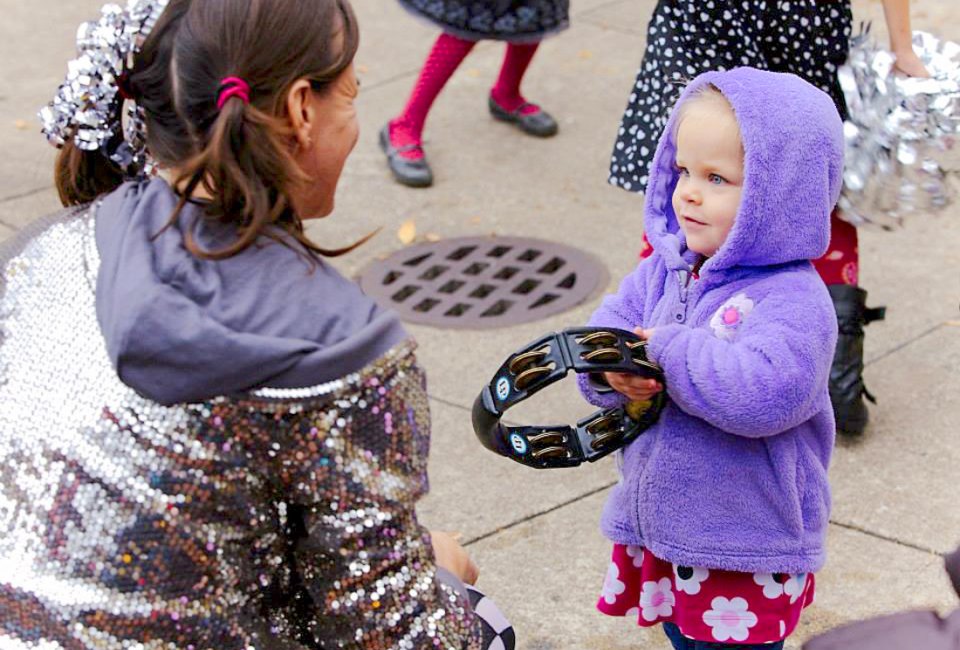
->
[95, 179, 407, 405]
[644, 68, 845, 273]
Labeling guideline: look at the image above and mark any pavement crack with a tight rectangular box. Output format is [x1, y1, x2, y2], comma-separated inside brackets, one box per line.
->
[463, 482, 616, 547]
[828, 519, 946, 557]
[865, 321, 945, 367]
[1, 185, 51, 206]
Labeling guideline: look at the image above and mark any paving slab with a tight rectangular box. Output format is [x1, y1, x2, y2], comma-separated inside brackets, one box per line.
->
[577, 0, 650, 37]
[0, 187, 62, 231]
[832, 325, 960, 555]
[466, 488, 957, 650]
[0, 221, 13, 245]
[0, 0, 106, 201]
[858, 215, 960, 364]
[417, 397, 618, 543]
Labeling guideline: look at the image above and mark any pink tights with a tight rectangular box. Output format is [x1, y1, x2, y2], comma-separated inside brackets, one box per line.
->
[389, 33, 543, 160]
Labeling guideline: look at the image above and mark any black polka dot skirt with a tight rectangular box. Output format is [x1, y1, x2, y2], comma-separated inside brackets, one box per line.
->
[609, 0, 853, 193]
[397, 0, 570, 42]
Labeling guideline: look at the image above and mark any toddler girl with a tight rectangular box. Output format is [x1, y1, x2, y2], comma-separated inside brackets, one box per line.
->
[579, 67, 843, 648]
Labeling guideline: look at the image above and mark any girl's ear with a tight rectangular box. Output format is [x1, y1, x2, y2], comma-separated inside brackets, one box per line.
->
[285, 79, 315, 149]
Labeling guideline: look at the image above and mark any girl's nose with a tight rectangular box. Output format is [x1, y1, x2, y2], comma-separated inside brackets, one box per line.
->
[680, 183, 701, 205]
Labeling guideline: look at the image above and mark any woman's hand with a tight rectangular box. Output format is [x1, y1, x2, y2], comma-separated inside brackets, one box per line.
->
[430, 530, 480, 585]
[893, 46, 931, 78]
[604, 327, 664, 401]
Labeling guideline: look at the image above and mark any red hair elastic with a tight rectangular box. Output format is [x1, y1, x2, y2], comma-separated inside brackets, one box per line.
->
[216, 77, 251, 110]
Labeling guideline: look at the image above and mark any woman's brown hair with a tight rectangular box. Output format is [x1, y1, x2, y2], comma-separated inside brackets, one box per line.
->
[55, 0, 361, 261]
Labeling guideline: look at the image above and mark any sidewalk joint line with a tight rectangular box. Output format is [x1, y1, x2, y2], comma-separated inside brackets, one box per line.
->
[829, 519, 945, 557]
[428, 393, 522, 427]
[577, 18, 645, 37]
[573, 0, 632, 20]
[864, 322, 945, 368]
[464, 481, 616, 547]
[1, 185, 51, 206]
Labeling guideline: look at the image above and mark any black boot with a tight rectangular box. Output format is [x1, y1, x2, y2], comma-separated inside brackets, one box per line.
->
[827, 285, 886, 436]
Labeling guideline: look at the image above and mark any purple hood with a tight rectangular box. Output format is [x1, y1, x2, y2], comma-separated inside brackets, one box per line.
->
[579, 68, 843, 573]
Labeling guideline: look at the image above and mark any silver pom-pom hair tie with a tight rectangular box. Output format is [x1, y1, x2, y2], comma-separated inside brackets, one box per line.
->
[839, 25, 960, 230]
[38, 0, 169, 177]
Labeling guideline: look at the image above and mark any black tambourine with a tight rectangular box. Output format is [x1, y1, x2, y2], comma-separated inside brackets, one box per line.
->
[472, 327, 668, 469]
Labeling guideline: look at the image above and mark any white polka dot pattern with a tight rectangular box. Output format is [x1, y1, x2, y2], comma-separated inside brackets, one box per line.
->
[610, 0, 853, 193]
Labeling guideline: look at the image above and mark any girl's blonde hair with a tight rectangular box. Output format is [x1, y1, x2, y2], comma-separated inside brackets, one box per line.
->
[673, 84, 742, 144]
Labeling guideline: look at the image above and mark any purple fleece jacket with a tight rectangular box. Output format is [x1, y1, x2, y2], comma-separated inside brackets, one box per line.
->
[579, 68, 843, 574]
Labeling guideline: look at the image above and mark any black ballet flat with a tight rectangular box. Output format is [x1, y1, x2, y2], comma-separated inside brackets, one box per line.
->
[488, 96, 559, 138]
[379, 124, 434, 188]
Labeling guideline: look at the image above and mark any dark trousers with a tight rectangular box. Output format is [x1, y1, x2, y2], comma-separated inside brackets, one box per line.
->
[664, 623, 786, 650]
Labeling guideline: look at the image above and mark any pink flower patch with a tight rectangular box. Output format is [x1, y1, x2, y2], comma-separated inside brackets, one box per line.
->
[709, 294, 755, 341]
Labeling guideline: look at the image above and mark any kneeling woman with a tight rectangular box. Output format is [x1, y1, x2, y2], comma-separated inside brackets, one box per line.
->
[1, 0, 511, 647]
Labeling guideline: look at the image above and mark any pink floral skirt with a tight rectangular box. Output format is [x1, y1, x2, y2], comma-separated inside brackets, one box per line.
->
[597, 544, 815, 644]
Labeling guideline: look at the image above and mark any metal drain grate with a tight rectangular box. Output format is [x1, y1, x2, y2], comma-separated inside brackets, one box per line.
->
[359, 236, 608, 329]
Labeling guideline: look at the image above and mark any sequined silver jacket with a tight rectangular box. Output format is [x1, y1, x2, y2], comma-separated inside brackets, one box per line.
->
[0, 207, 482, 649]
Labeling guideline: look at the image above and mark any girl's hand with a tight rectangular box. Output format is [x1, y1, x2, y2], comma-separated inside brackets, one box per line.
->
[893, 47, 931, 78]
[430, 530, 480, 585]
[603, 326, 663, 401]
[604, 372, 664, 401]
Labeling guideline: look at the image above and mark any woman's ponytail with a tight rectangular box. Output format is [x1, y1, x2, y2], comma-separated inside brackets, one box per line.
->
[54, 141, 126, 207]
[169, 95, 307, 260]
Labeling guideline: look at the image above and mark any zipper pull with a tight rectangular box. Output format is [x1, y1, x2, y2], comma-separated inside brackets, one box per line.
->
[677, 270, 689, 304]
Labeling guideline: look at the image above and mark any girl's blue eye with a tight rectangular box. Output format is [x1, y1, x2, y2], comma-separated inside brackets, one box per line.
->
[709, 173, 726, 185]
[677, 166, 689, 176]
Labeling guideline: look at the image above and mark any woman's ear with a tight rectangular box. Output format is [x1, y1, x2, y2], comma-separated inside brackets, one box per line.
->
[286, 79, 315, 149]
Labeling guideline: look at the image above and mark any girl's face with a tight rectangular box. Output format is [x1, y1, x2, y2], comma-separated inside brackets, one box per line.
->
[293, 63, 360, 220]
[672, 99, 744, 258]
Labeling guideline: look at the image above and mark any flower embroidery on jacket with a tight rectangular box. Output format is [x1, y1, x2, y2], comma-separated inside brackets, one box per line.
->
[639, 577, 676, 621]
[709, 293, 755, 341]
[625, 545, 645, 568]
[673, 564, 710, 595]
[703, 596, 758, 642]
[601, 562, 626, 605]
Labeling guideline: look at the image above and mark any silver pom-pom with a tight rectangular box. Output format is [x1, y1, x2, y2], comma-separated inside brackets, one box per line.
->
[839, 28, 960, 229]
[38, 0, 169, 177]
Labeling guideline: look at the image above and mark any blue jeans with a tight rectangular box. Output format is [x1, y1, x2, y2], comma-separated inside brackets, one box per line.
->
[664, 623, 785, 650]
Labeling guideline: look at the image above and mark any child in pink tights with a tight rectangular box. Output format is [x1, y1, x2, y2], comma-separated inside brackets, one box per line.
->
[382, 0, 569, 187]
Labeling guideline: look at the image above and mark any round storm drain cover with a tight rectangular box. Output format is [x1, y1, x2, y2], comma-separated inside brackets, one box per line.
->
[359, 236, 608, 329]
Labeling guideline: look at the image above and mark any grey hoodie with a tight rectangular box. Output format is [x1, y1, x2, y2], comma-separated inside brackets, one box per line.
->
[95, 179, 407, 404]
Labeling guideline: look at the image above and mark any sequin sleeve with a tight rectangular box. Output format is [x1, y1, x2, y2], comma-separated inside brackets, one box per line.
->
[242, 343, 484, 649]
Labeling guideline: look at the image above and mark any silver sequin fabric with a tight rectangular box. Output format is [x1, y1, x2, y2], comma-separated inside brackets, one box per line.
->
[0, 207, 482, 649]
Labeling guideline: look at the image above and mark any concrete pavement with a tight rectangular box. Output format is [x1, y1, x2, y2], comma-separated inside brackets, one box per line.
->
[1, 0, 958, 647]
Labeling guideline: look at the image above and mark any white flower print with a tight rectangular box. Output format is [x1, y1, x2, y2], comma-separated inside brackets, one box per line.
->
[753, 572, 786, 599]
[625, 545, 645, 568]
[639, 577, 676, 622]
[703, 596, 759, 642]
[601, 562, 626, 605]
[784, 573, 808, 604]
[673, 565, 710, 595]
[753, 572, 808, 603]
[709, 293, 755, 341]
